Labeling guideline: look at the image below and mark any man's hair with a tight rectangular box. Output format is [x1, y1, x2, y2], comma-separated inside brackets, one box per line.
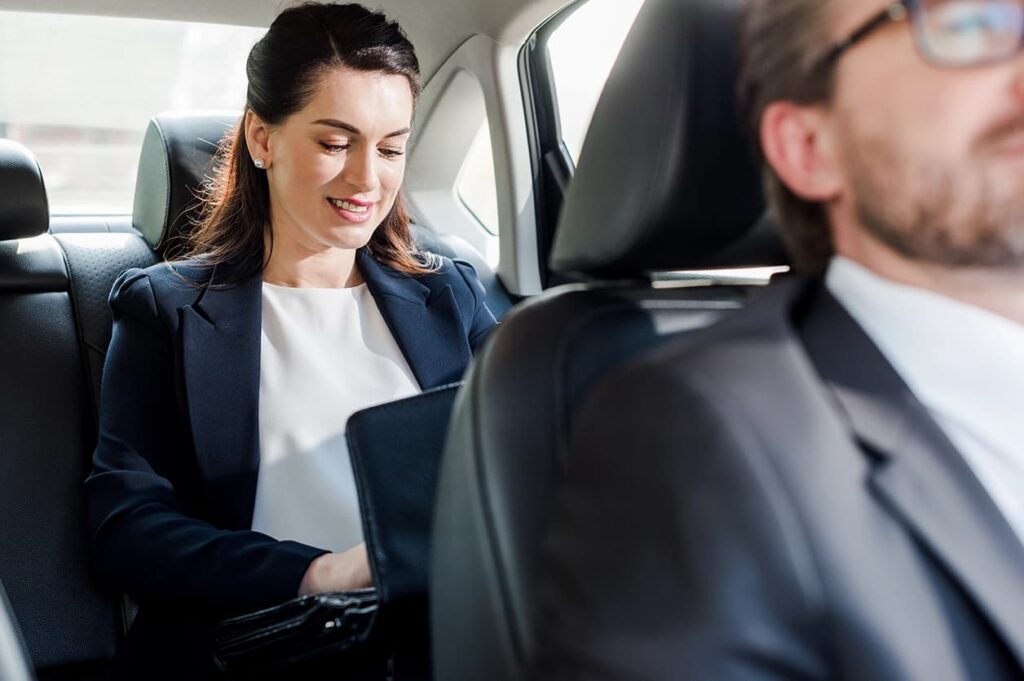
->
[738, 0, 837, 273]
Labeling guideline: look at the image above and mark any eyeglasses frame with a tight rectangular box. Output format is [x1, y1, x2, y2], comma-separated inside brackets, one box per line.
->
[817, 0, 1024, 71]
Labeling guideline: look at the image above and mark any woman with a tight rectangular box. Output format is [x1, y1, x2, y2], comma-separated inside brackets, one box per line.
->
[86, 4, 496, 678]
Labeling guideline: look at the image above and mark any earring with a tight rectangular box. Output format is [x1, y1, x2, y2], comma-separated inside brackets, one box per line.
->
[254, 158, 266, 169]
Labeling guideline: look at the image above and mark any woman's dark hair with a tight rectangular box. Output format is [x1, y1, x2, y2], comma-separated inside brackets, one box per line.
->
[188, 2, 429, 279]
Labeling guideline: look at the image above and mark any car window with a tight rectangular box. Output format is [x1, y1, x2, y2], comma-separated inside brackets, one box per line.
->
[547, 0, 646, 164]
[0, 11, 264, 214]
[456, 116, 499, 235]
[455, 0, 645, 240]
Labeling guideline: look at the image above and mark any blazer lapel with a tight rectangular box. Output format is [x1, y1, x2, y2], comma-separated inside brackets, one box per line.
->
[358, 249, 471, 390]
[179, 266, 262, 531]
[799, 285, 1024, 668]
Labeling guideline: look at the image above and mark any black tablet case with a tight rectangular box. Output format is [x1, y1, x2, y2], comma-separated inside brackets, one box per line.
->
[346, 382, 462, 680]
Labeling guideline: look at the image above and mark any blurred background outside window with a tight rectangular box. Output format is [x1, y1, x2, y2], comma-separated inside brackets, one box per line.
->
[548, 0, 645, 163]
[0, 11, 263, 214]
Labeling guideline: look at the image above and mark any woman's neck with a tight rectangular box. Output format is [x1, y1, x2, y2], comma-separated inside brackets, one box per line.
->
[262, 233, 364, 289]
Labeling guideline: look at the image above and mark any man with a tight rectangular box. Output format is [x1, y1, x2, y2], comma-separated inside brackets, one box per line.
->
[533, 0, 1024, 679]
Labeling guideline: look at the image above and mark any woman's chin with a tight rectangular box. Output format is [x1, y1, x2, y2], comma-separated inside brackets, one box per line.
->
[324, 239, 374, 252]
[316, 223, 380, 251]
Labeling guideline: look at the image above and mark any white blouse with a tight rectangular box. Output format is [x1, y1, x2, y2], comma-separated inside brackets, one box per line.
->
[250, 282, 420, 553]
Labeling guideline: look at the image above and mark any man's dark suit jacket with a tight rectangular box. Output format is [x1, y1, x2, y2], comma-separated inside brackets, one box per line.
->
[534, 278, 1024, 680]
[85, 248, 496, 679]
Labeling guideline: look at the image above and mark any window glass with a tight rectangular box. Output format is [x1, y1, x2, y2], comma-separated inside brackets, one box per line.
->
[547, 0, 646, 163]
[456, 117, 499, 235]
[0, 11, 264, 214]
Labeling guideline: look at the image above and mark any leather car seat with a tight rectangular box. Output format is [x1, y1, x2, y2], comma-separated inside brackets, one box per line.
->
[0, 139, 124, 681]
[429, 1, 785, 679]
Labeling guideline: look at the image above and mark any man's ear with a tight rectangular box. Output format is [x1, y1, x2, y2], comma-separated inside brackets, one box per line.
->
[760, 101, 842, 202]
[245, 110, 273, 167]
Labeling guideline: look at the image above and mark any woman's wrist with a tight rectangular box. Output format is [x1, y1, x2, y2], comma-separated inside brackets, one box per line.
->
[297, 544, 372, 595]
[298, 553, 330, 596]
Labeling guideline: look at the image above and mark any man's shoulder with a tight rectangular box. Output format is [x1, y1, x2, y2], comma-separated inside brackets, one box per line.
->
[631, 276, 814, 390]
[581, 275, 858, 502]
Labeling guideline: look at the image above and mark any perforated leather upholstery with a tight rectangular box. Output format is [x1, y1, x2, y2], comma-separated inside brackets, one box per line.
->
[429, 2, 780, 679]
[52, 233, 159, 418]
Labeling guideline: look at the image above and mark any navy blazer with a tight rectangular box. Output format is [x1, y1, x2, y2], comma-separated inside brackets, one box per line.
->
[85, 249, 495, 675]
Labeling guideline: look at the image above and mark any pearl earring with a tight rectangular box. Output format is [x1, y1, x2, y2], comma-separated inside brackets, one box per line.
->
[253, 158, 266, 169]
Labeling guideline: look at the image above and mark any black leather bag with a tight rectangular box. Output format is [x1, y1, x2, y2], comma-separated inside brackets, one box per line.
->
[212, 589, 378, 674]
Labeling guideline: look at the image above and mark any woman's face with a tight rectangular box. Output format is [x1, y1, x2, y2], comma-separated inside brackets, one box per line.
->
[248, 66, 414, 253]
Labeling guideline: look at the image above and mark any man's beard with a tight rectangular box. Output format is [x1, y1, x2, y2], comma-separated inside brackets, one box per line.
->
[845, 130, 1024, 269]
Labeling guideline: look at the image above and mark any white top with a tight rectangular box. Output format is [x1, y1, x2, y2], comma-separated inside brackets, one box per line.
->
[251, 282, 420, 553]
[826, 256, 1024, 546]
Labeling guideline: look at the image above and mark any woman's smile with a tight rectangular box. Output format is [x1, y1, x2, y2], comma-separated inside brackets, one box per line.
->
[327, 196, 375, 224]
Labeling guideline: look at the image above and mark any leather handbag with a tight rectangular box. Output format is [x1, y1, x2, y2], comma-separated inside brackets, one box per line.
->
[212, 588, 379, 675]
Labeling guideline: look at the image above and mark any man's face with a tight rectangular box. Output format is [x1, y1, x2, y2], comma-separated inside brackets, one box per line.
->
[827, 0, 1024, 267]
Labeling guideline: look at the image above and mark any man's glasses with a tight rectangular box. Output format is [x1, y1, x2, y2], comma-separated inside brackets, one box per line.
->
[819, 0, 1024, 70]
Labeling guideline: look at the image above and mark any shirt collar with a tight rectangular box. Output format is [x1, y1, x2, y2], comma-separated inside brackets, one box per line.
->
[825, 256, 1024, 446]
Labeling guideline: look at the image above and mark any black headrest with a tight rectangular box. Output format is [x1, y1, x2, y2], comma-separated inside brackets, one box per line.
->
[0, 139, 49, 241]
[550, 0, 785, 278]
[132, 112, 240, 254]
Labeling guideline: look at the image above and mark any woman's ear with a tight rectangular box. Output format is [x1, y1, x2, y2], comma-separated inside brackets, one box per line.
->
[245, 110, 273, 168]
[760, 101, 842, 203]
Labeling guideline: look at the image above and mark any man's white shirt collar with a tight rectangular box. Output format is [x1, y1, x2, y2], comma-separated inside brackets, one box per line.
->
[826, 256, 1024, 546]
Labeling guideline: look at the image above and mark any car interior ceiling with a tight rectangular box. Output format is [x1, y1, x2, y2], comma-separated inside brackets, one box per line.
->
[0, 0, 786, 679]
[0, 0, 568, 98]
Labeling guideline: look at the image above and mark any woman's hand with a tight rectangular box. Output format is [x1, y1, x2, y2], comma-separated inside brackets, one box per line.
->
[298, 543, 373, 595]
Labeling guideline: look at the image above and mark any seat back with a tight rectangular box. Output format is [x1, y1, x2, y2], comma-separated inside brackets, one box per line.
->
[0, 140, 124, 680]
[51, 232, 159, 419]
[429, 1, 782, 679]
[433, 286, 748, 681]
